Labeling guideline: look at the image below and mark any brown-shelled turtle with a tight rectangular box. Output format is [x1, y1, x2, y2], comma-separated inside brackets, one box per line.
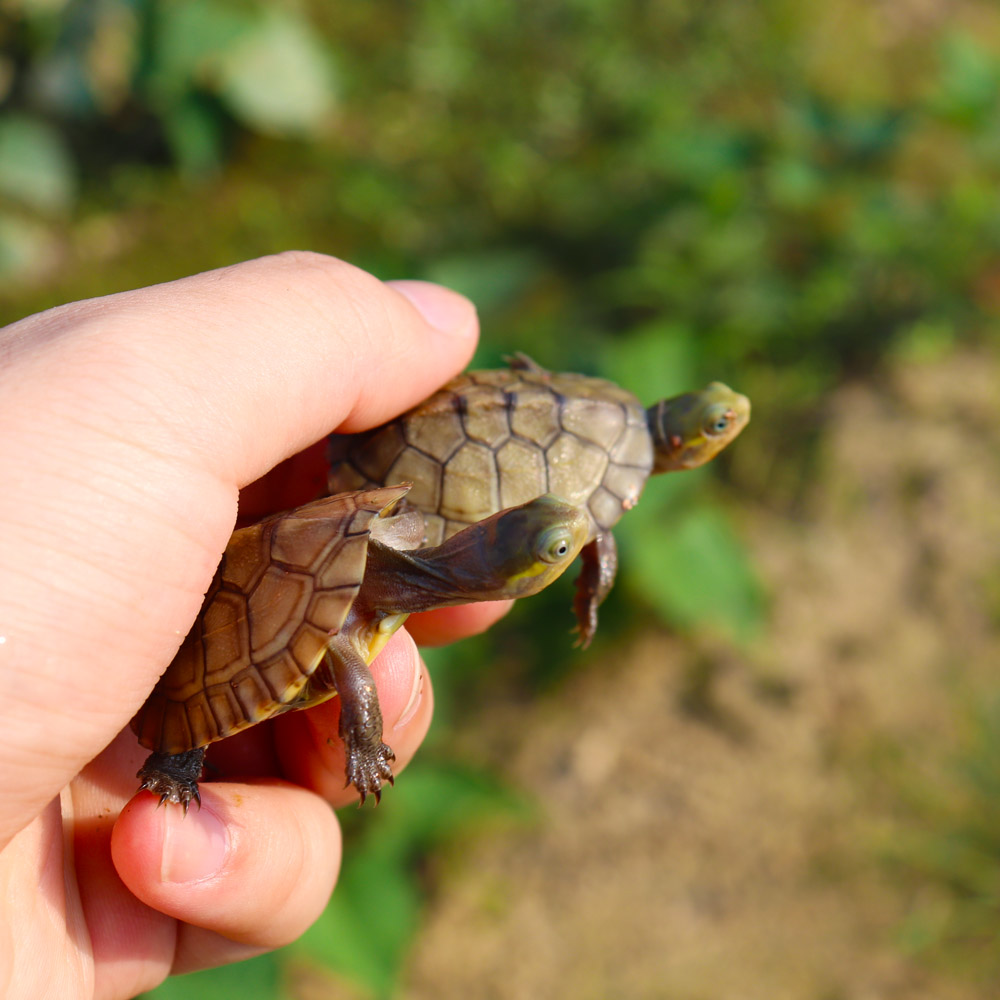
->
[132, 485, 589, 808]
[328, 354, 750, 646]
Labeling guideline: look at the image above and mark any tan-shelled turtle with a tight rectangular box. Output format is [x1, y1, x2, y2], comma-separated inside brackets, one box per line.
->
[328, 354, 750, 646]
[132, 486, 589, 807]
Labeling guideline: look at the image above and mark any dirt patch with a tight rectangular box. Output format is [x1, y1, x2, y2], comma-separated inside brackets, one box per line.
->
[400, 349, 1000, 1000]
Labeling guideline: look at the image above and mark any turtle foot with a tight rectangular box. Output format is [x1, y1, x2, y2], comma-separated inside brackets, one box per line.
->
[571, 584, 600, 650]
[571, 606, 598, 650]
[137, 748, 206, 813]
[344, 740, 396, 806]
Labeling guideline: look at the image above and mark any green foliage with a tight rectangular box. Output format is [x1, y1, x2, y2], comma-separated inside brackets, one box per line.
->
[619, 494, 764, 645]
[931, 32, 1000, 125]
[0, 114, 75, 211]
[290, 764, 527, 999]
[141, 953, 279, 1000]
[211, 10, 337, 137]
[603, 318, 699, 401]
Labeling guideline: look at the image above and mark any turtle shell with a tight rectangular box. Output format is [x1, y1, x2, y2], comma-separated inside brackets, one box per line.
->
[328, 358, 653, 546]
[131, 486, 410, 755]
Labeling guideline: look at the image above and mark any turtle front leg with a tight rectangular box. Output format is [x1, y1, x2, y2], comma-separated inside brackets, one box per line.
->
[321, 638, 396, 804]
[572, 533, 618, 648]
[137, 747, 207, 812]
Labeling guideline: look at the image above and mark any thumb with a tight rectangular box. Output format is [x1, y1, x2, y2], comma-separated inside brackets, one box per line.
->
[0, 252, 478, 847]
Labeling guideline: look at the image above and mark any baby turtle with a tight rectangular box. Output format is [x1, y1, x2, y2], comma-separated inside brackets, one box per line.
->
[328, 354, 750, 646]
[132, 485, 589, 807]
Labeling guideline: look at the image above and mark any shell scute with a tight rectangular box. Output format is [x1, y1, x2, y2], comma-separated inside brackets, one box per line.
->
[220, 526, 270, 592]
[351, 422, 407, 484]
[439, 440, 500, 522]
[602, 461, 647, 511]
[387, 448, 442, 511]
[404, 397, 466, 463]
[231, 668, 278, 723]
[609, 421, 655, 470]
[200, 588, 250, 675]
[545, 434, 610, 508]
[590, 485, 627, 531]
[247, 566, 313, 660]
[509, 388, 562, 448]
[496, 437, 548, 508]
[559, 396, 627, 451]
[206, 686, 242, 741]
[164, 696, 197, 753]
[289, 621, 336, 677]
[133, 487, 410, 753]
[460, 386, 512, 448]
[257, 650, 305, 700]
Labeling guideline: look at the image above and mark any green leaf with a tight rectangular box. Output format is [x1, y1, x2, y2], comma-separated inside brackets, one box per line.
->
[424, 248, 544, 314]
[162, 97, 225, 175]
[619, 499, 764, 643]
[150, 1, 252, 101]
[296, 850, 420, 999]
[291, 762, 524, 999]
[931, 33, 1000, 125]
[138, 953, 279, 1000]
[216, 11, 337, 135]
[0, 115, 76, 213]
[603, 319, 699, 404]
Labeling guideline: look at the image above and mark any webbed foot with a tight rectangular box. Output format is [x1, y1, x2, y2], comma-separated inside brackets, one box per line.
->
[137, 747, 206, 812]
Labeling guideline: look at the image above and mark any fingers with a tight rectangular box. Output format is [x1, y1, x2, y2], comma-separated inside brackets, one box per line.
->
[108, 634, 433, 978]
[0, 255, 477, 846]
[275, 629, 435, 808]
[406, 600, 514, 646]
[2, 260, 478, 484]
[111, 780, 341, 975]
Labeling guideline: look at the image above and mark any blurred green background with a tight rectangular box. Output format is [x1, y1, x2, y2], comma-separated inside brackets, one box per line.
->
[5, 1, 1000, 997]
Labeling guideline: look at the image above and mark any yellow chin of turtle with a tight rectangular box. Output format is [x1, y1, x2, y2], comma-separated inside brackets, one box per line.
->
[682, 432, 708, 454]
[505, 559, 551, 585]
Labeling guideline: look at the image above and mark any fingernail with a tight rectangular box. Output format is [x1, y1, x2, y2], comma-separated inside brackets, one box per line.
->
[161, 802, 229, 883]
[395, 661, 426, 730]
[387, 280, 477, 337]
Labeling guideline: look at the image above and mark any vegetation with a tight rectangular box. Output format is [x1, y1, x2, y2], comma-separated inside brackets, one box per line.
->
[4, 0, 1000, 996]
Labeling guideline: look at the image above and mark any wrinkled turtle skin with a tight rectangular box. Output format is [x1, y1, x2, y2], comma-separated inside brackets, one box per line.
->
[328, 354, 750, 646]
[133, 486, 589, 808]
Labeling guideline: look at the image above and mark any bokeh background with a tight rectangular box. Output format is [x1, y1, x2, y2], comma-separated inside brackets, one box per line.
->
[4, 1, 1000, 997]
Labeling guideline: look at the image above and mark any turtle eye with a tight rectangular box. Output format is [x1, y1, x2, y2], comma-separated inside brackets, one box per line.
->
[703, 405, 733, 437]
[537, 525, 575, 564]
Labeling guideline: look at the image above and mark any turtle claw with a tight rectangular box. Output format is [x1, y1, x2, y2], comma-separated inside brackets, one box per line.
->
[344, 740, 396, 806]
[571, 617, 596, 651]
[155, 784, 201, 815]
[137, 747, 206, 812]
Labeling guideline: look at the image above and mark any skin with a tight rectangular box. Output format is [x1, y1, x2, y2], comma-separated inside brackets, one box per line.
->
[647, 381, 751, 473]
[0, 252, 510, 999]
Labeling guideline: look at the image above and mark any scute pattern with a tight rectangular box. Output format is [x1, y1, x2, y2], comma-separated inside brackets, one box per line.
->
[132, 486, 409, 755]
[328, 361, 654, 544]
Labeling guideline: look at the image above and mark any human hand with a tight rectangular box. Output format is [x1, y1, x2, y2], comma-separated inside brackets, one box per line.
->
[0, 252, 509, 998]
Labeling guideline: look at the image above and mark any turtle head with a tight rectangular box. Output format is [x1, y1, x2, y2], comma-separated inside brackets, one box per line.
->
[647, 382, 750, 473]
[484, 494, 591, 599]
[408, 494, 590, 604]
